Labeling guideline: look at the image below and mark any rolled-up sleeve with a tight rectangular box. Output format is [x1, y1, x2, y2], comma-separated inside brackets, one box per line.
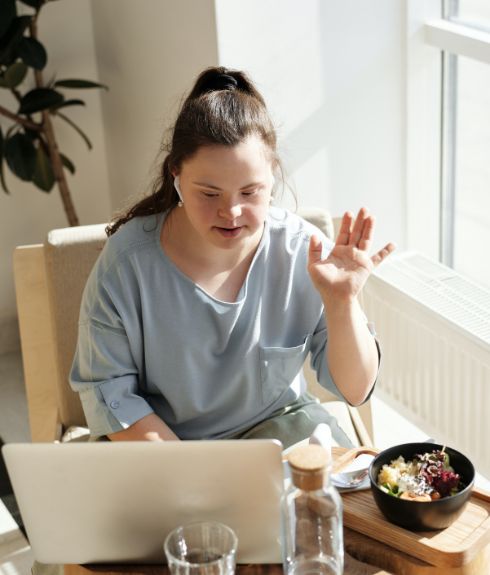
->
[308, 312, 381, 406]
[70, 292, 154, 438]
[308, 315, 338, 398]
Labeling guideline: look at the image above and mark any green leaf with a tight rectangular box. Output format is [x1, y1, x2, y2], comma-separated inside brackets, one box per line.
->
[0, 16, 31, 67]
[60, 153, 75, 175]
[32, 144, 54, 192]
[23, 128, 40, 141]
[0, 0, 16, 40]
[0, 126, 10, 194]
[18, 87, 64, 114]
[5, 132, 36, 181]
[53, 79, 108, 91]
[18, 37, 47, 70]
[55, 111, 92, 150]
[0, 60, 28, 88]
[53, 99, 85, 110]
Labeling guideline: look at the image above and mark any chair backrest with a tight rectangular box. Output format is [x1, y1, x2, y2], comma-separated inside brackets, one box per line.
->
[296, 207, 335, 241]
[43, 224, 108, 429]
[14, 224, 107, 440]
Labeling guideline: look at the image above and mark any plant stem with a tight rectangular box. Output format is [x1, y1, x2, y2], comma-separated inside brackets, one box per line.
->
[30, 13, 79, 226]
[11, 88, 22, 103]
[41, 108, 79, 225]
[0, 104, 41, 131]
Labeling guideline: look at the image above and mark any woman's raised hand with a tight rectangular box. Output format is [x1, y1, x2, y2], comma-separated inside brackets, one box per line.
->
[307, 208, 395, 303]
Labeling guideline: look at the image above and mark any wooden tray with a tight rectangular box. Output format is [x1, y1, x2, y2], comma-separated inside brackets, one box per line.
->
[341, 479, 490, 568]
[288, 447, 490, 569]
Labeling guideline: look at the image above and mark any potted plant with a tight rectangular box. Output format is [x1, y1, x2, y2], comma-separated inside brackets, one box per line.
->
[0, 0, 107, 225]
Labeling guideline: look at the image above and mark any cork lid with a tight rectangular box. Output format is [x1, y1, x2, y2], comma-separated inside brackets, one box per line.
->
[287, 444, 329, 491]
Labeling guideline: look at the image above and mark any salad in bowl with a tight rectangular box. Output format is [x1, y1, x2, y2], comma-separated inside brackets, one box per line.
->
[377, 447, 462, 501]
[369, 442, 475, 530]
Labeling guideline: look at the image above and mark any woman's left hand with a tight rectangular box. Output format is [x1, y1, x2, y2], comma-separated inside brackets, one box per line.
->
[308, 207, 395, 303]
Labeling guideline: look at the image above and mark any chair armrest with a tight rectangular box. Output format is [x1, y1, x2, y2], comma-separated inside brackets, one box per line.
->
[13, 245, 62, 443]
[347, 405, 374, 448]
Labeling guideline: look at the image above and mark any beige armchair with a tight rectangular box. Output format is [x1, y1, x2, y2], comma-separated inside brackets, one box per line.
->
[13, 208, 373, 446]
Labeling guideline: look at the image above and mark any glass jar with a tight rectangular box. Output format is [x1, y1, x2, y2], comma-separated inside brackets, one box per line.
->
[281, 444, 343, 575]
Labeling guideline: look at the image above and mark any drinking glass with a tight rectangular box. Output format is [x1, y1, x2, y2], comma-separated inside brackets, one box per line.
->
[164, 521, 238, 575]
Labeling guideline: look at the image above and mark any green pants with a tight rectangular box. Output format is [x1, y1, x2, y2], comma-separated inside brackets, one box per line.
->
[228, 393, 354, 449]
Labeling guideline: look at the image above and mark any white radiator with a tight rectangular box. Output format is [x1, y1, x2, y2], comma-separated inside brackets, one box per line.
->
[363, 252, 490, 478]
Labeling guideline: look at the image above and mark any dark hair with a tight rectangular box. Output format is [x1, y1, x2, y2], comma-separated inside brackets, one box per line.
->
[106, 66, 281, 236]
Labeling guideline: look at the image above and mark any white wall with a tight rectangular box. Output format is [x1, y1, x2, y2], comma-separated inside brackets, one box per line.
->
[0, 0, 111, 352]
[215, 0, 406, 251]
[91, 0, 219, 212]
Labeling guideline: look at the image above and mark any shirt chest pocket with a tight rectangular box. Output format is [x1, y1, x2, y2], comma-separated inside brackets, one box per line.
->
[259, 335, 312, 405]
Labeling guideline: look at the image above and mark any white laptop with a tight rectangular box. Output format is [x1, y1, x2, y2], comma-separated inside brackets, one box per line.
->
[2, 440, 284, 565]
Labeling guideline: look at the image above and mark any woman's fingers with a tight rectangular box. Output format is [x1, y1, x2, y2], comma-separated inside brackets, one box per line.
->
[348, 207, 369, 247]
[358, 215, 375, 252]
[333, 208, 394, 265]
[339, 207, 372, 250]
[336, 212, 353, 246]
[371, 243, 396, 267]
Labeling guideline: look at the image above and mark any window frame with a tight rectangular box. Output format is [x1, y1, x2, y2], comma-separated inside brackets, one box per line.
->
[425, 18, 490, 65]
[406, 0, 490, 263]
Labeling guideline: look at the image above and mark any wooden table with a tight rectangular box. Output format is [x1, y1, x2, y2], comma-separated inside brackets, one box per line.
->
[63, 526, 490, 575]
[63, 529, 395, 574]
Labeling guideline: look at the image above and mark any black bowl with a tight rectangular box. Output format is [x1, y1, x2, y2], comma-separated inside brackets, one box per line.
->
[369, 442, 475, 531]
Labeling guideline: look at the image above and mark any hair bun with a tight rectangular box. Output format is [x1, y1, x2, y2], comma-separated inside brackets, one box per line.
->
[201, 73, 238, 93]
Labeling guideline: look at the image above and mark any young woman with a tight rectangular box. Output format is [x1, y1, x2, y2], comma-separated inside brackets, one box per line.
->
[69, 66, 394, 448]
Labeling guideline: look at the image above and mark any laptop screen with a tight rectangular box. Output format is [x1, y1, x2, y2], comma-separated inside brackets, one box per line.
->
[3, 439, 284, 564]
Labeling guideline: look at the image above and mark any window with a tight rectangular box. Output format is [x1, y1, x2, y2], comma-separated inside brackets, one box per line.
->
[423, 0, 490, 288]
[452, 56, 490, 287]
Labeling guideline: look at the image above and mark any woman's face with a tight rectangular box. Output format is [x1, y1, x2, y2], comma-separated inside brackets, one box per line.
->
[175, 135, 275, 252]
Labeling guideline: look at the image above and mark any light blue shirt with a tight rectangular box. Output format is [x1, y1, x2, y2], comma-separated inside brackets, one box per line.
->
[70, 207, 348, 439]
